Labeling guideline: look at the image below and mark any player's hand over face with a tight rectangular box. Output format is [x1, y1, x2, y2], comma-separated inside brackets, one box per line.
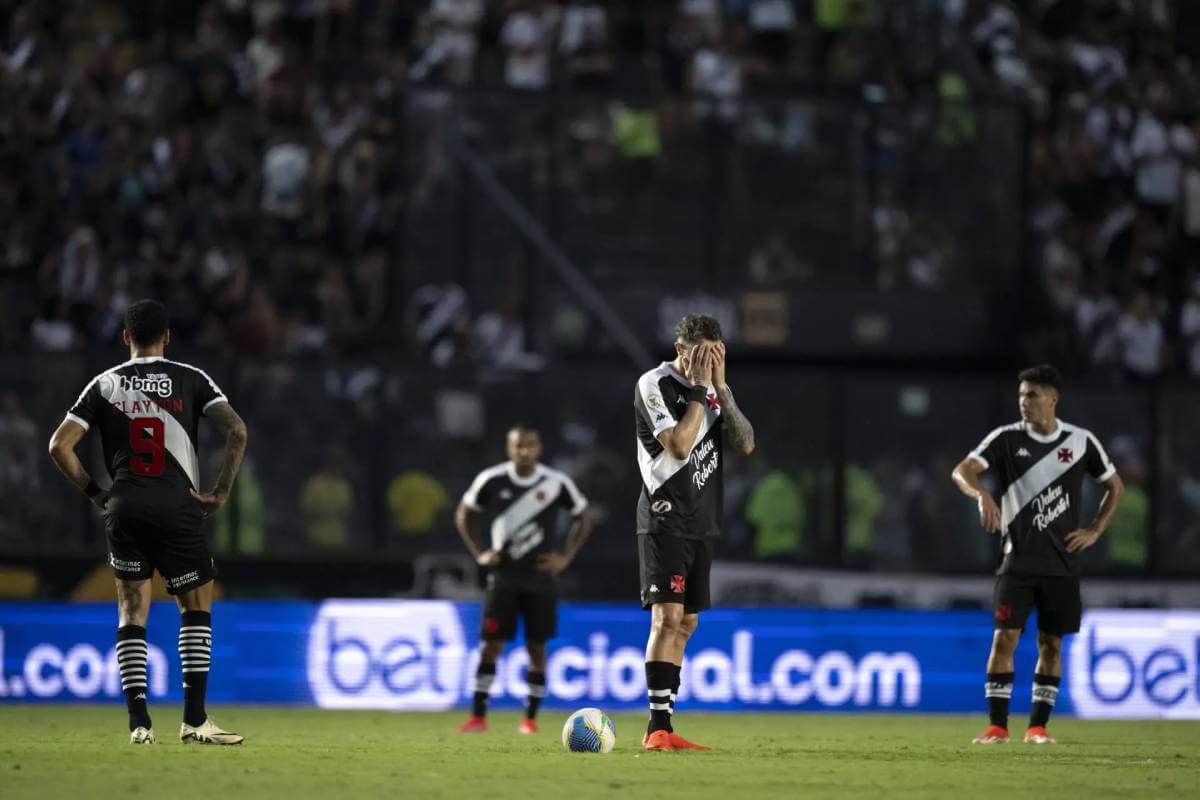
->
[685, 344, 713, 386]
[190, 488, 227, 517]
[536, 552, 569, 575]
[977, 492, 1001, 533]
[1064, 527, 1101, 553]
[476, 549, 501, 567]
[711, 342, 727, 390]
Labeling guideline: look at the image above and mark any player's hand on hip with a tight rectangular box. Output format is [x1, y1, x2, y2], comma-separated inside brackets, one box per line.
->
[536, 552, 569, 575]
[90, 490, 110, 512]
[977, 492, 1001, 533]
[1064, 527, 1101, 553]
[476, 549, 501, 567]
[190, 488, 227, 517]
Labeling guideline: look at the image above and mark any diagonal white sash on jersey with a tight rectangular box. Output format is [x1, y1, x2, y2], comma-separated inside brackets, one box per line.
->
[103, 380, 200, 489]
[637, 401, 720, 496]
[999, 429, 1087, 533]
[490, 476, 563, 550]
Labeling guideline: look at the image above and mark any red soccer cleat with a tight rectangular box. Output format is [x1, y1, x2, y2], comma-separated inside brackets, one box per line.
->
[642, 730, 674, 751]
[1024, 726, 1056, 744]
[972, 725, 1010, 744]
[667, 732, 711, 751]
[455, 716, 487, 733]
[518, 718, 538, 735]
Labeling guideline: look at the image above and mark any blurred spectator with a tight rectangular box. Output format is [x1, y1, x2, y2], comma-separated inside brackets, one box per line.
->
[1116, 291, 1166, 378]
[1182, 274, 1200, 376]
[386, 469, 450, 537]
[300, 448, 356, 550]
[745, 468, 803, 560]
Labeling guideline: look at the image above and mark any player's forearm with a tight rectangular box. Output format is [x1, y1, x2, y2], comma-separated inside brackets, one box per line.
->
[1089, 482, 1125, 534]
[951, 466, 987, 500]
[454, 506, 483, 557]
[563, 514, 593, 562]
[48, 446, 95, 492]
[212, 428, 248, 499]
[665, 403, 706, 458]
[716, 386, 754, 455]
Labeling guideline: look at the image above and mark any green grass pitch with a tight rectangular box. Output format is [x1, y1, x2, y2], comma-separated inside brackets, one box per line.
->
[3, 706, 1199, 799]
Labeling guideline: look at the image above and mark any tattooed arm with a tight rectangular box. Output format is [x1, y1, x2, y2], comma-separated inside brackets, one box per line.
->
[710, 342, 755, 456]
[190, 401, 248, 515]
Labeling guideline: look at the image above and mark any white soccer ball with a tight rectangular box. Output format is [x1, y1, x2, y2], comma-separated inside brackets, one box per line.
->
[561, 707, 617, 753]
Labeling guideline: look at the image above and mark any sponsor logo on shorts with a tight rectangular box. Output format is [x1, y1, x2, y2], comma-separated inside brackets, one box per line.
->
[109, 555, 142, 572]
[651, 499, 672, 514]
[167, 571, 200, 589]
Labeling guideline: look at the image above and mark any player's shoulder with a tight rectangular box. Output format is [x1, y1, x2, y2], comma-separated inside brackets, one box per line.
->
[537, 463, 576, 484]
[160, 357, 219, 384]
[978, 421, 1025, 444]
[472, 461, 511, 484]
[1059, 420, 1105, 445]
[635, 362, 675, 389]
[74, 358, 137, 398]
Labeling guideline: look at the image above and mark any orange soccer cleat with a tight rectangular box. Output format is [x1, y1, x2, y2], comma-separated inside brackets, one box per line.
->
[667, 732, 711, 751]
[518, 718, 538, 735]
[642, 730, 674, 751]
[972, 725, 1010, 744]
[1024, 726, 1056, 744]
[455, 716, 487, 733]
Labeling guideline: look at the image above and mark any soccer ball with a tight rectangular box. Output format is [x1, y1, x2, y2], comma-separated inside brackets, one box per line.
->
[561, 708, 617, 753]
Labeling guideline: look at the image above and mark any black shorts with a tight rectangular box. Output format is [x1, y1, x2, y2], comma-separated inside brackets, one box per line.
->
[993, 574, 1082, 636]
[481, 578, 557, 642]
[104, 496, 215, 595]
[638, 533, 714, 614]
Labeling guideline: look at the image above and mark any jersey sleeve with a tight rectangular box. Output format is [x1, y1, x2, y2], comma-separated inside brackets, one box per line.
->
[195, 368, 228, 414]
[461, 471, 495, 511]
[556, 473, 589, 516]
[636, 374, 675, 439]
[65, 377, 104, 431]
[968, 427, 1005, 470]
[1084, 432, 1117, 481]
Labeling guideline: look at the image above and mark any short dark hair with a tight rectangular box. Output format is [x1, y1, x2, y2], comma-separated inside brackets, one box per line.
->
[1018, 364, 1063, 393]
[125, 299, 170, 347]
[674, 313, 723, 344]
[507, 423, 539, 439]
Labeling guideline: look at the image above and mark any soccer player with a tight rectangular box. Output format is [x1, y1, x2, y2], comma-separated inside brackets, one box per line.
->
[454, 425, 592, 734]
[634, 314, 755, 752]
[952, 365, 1124, 745]
[47, 300, 248, 745]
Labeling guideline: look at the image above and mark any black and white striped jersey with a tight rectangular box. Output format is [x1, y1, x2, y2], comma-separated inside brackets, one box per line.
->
[633, 362, 724, 540]
[968, 419, 1117, 577]
[461, 461, 588, 588]
[64, 356, 228, 500]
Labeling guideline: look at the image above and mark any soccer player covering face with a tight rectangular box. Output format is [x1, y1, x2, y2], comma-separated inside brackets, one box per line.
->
[634, 315, 755, 752]
[454, 425, 592, 734]
[952, 365, 1124, 745]
[47, 300, 249, 745]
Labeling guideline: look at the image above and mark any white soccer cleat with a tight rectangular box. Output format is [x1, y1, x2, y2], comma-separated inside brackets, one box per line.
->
[180, 717, 244, 745]
[130, 727, 155, 745]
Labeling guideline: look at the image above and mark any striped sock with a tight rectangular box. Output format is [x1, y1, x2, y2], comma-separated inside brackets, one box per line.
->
[646, 661, 673, 734]
[179, 611, 212, 727]
[117, 625, 151, 731]
[472, 661, 496, 718]
[668, 663, 680, 730]
[985, 671, 1014, 729]
[1029, 673, 1060, 728]
[525, 670, 546, 720]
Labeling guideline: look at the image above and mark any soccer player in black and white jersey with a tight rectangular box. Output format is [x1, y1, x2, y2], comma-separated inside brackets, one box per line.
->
[453, 425, 592, 734]
[634, 314, 755, 752]
[47, 300, 248, 745]
[952, 365, 1124, 746]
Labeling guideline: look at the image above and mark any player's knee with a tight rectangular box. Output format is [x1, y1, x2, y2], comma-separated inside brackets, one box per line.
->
[994, 629, 1021, 654]
[1037, 632, 1062, 659]
[677, 614, 699, 641]
[525, 642, 547, 670]
[481, 641, 504, 663]
[650, 605, 684, 637]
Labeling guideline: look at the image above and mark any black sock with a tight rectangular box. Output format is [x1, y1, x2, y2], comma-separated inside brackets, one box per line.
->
[473, 661, 496, 718]
[525, 670, 546, 720]
[668, 663, 681, 732]
[179, 611, 212, 727]
[646, 661, 674, 734]
[985, 671, 1014, 729]
[117, 625, 151, 731]
[1029, 673, 1061, 728]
